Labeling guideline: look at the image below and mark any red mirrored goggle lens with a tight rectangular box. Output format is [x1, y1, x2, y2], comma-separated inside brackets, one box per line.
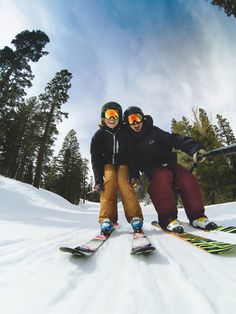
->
[128, 114, 143, 125]
[104, 109, 119, 120]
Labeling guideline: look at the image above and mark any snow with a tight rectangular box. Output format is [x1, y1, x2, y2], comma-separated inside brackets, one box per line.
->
[1, 175, 236, 314]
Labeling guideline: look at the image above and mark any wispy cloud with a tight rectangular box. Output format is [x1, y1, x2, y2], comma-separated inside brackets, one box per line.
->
[1, 0, 236, 163]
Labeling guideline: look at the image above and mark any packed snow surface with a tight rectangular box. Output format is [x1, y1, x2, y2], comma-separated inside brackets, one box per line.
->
[0, 175, 236, 314]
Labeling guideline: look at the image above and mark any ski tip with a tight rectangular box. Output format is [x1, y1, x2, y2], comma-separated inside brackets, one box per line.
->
[131, 246, 156, 255]
[60, 246, 70, 252]
[59, 246, 85, 256]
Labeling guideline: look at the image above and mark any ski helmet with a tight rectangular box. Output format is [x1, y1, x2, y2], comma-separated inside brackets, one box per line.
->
[123, 106, 144, 125]
[101, 101, 122, 119]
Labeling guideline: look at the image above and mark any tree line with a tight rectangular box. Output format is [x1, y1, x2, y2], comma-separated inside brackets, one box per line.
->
[0, 30, 89, 204]
[1, 30, 235, 206]
[172, 108, 236, 204]
[134, 108, 236, 205]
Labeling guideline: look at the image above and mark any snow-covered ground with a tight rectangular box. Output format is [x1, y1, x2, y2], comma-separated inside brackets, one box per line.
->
[1, 175, 236, 314]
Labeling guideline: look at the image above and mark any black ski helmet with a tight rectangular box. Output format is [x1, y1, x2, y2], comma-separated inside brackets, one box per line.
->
[123, 106, 144, 125]
[101, 101, 122, 119]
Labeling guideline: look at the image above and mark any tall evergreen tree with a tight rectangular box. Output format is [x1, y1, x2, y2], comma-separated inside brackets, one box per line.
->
[81, 158, 90, 203]
[33, 69, 72, 188]
[171, 108, 235, 204]
[191, 108, 225, 204]
[14, 97, 46, 182]
[0, 30, 49, 178]
[43, 157, 60, 192]
[215, 114, 236, 146]
[0, 97, 42, 178]
[55, 129, 83, 204]
[214, 114, 236, 198]
[0, 30, 49, 115]
[0, 30, 49, 93]
[171, 117, 194, 168]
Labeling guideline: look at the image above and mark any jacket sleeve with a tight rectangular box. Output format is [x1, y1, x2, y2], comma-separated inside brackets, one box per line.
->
[90, 133, 104, 185]
[171, 133, 202, 156]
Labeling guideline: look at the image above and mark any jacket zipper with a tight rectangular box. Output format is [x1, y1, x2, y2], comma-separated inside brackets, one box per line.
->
[112, 133, 116, 164]
[105, 129, 117, 164]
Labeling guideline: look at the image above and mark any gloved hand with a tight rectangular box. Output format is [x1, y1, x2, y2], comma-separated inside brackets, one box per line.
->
[93, 183, 103, 193]
[193, 148, 207, 163]
[130, 178, 139, 188]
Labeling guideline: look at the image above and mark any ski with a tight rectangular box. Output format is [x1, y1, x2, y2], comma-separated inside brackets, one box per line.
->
[60, 224, 119, 257]
[179, 221, 236, 234]
[60, 234, 109, 257]
[131, 232, 156, 255]
[151, 221, 236, 255]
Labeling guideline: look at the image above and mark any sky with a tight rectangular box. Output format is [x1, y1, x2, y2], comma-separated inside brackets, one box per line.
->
[1, 174, 236, 314]
[0, 0, 236, 164]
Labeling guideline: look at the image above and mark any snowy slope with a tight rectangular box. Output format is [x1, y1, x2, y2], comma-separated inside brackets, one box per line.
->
[1, 175, 236, 314]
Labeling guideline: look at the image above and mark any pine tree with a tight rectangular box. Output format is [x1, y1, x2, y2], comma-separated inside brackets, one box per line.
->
[185, 108, 217, 203]
[207, 0, 236, 18]
[171, 117, 194, 169]
[81, 158, 90, 203]
[0, 30, 49, 178]
[33, 69, 72, 188]
[171, 107, 235, 204]
[54, 129, 83, 204]
[44, 157, 60, 193]
[0, 97, 42, 178]
[214, 114, 236, 199]
[14, 97, 45, 182]
[0, 29, 49, 122]
[215, 114, 236, 146]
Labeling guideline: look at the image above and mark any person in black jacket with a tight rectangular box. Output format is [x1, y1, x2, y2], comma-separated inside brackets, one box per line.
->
[90, 102, 143, 236]
[124, 106, 217, 234]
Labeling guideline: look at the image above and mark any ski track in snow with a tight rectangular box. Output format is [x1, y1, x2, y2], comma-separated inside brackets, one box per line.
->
[1, 175, 236, 314]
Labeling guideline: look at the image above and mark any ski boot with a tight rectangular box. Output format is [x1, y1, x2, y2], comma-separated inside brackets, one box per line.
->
[166, 220, 184, 234]
[131, 217, 143, 234]
[100, 218, 114, 236]
[192, 217, 217, 230]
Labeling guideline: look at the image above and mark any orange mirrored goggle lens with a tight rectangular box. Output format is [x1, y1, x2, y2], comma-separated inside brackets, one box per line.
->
[128, 114, 143, 125]
[104, 109, 119, 120]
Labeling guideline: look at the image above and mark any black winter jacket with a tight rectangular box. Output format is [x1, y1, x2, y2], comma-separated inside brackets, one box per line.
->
[127, 115, 202, 181]
[90, 124, 136, 185]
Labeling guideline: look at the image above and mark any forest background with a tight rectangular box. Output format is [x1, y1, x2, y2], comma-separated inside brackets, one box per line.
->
[0, 0, 235, 205]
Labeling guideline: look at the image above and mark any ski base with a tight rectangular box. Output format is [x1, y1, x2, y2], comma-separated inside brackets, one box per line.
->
[131, 232, 156, 255]
[151, 221, 236, 256]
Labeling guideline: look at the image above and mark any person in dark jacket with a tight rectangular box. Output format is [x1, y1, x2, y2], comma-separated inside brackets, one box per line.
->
[123, 106, 217, 234]
[90, 102, 143, 236]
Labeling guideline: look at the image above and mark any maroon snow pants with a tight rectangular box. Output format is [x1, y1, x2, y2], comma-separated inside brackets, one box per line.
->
[148, 163, 205, 229]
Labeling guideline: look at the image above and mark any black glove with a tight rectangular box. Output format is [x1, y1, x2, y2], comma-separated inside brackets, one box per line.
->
[93, 183, 103, 193]
[193, 149, 206, 163]
[130, 178, 139, 188]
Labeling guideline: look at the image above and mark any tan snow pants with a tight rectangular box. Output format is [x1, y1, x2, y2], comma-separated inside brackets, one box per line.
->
[99, 164, 143, 224]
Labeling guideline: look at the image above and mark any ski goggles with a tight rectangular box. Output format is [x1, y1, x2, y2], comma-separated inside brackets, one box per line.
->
[127, 113, 143, 125]
[104, 108, 119, 120]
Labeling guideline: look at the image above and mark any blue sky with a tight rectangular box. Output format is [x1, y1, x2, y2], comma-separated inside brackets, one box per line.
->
[1, 0, 236, 164]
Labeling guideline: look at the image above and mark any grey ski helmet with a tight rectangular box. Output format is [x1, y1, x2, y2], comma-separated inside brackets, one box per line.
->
[101, 101, 122, 119]
[123, 106, 144, 125]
